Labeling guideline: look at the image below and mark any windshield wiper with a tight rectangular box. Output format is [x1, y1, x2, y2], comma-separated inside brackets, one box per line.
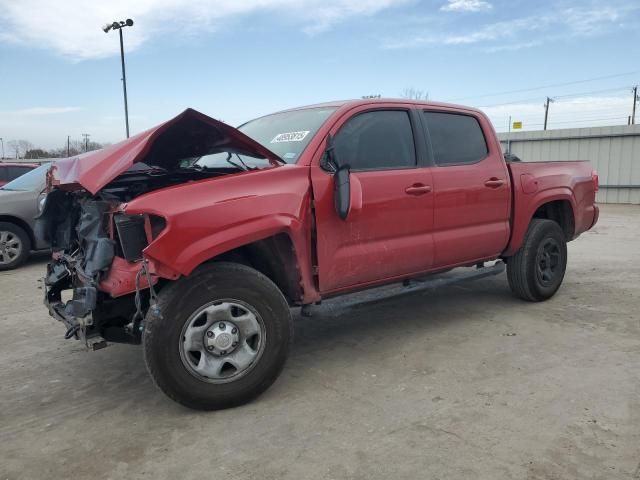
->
[270, 154, 286, 165]
[224, 153, 249, 171]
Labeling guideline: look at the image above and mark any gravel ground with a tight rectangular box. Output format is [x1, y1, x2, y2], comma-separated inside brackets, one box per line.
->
[1, 204, 639, 480]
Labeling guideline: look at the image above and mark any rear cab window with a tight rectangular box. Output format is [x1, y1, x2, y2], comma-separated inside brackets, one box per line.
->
[423, 111, 488, 166]
[333, 110, 416, 171]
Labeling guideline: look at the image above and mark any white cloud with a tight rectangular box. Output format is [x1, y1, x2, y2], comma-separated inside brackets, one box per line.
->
[482, 41, 542, 53]
[0, 0, 407, 60]
[385, 4, 636, 49]
[440, 0, 492, 12]
[0, 106, 82, 115]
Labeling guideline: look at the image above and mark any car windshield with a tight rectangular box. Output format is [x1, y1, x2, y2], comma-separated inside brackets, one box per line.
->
[0, 163, 50, 191]
[195, 106, 337, 169]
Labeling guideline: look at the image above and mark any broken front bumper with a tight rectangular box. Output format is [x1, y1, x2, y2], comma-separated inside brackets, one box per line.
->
[43, 260, 108, 350]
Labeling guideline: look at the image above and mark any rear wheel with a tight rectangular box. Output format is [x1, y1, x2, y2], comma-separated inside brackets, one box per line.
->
[0, 222, 31, 271]
[507, 219, 567, 302]
[143, 262, 292, 410]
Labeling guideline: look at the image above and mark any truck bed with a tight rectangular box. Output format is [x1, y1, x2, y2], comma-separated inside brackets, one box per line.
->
[504, 160, 598, 256]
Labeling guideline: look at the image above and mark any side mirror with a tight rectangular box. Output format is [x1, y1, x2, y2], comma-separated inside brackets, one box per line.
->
[322, 133, 359, 220]
[334, 166, 351, 220]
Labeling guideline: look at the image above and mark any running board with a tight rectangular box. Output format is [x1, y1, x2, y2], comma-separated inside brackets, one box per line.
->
[301, 261, 506, 316]
[403, 260, 505, 289]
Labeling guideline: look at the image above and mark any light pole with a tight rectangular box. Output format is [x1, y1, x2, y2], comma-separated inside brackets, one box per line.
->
[0, 138, 4, 159]
[103, 19, 134, 138]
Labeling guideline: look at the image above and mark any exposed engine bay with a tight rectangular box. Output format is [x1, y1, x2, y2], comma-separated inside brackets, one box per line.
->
[39, 108, 281, 349]
[39, 163, 250, 348]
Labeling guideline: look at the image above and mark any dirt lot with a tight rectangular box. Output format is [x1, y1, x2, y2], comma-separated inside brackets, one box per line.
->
[1, 204, 639, 480]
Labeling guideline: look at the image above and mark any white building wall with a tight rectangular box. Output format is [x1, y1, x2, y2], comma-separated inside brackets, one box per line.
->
[498, 124, 640, 204]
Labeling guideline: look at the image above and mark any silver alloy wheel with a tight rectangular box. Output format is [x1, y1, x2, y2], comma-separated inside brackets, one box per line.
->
[179, 300, 266, 383]
[0, 230, 23, 266]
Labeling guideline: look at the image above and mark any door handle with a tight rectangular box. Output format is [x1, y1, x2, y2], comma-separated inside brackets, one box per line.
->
[405, 184, 432, 195]
[484, 178, 505, 188]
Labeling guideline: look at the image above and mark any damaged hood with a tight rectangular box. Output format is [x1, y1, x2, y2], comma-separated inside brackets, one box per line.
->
[50, 108, 283, 195]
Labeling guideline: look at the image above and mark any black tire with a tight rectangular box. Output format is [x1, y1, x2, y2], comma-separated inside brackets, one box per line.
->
[143, 262, 293, 410]
[0, 222, 31, 271]
[507, 219, 567, 302]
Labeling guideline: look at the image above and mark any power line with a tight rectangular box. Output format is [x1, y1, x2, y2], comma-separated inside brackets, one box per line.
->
[447, 70, 640, 102]
[491, 116, 630, 131]
[488, 108, 634, 121]
[554, 86, 633, 99]
[477, 85, 632, 108]
[549, 116, 628, 125]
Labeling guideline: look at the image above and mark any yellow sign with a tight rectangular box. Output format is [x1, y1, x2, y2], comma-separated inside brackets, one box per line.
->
[512, 121, 523, 129]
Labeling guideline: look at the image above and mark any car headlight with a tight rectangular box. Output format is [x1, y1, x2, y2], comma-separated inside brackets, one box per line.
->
[38, 192, 48, 214]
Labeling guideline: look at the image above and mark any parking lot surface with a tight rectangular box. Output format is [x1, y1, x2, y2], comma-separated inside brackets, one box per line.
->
[1, 204, 639, 480]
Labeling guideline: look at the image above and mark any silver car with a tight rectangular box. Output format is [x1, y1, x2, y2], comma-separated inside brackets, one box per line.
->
[0, 163, 51, 270]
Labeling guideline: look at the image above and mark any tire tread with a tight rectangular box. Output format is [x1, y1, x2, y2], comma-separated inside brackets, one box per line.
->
[507, 219, 567, 302]
[142, 261, 292, 410]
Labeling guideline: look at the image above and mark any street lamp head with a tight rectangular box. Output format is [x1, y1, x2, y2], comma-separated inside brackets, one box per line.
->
[102, 19, 133, 33]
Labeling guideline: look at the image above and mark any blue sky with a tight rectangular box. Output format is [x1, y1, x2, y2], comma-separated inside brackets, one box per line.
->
[0, 0, 638, 150]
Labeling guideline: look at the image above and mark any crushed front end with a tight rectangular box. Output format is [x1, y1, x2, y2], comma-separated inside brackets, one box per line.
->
[39, 189, 161, 349]
[37, 107, 283, 350]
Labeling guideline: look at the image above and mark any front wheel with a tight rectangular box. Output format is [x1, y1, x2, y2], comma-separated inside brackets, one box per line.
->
[507, 219, 567, 302]
[143, 262, 293, 410]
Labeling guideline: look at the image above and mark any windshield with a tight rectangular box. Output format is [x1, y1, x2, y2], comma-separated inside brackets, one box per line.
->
[193, 106, 337, 170]
[239, 106, 337, 163]
[0, 163, 50, 191]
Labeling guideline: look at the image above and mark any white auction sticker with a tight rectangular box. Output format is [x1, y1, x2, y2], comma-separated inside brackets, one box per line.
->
[270, 131, 310, 143]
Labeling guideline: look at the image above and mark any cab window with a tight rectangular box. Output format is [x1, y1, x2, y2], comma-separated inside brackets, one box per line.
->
[334, 110, 416, 171]
[423, 112, 488, 166]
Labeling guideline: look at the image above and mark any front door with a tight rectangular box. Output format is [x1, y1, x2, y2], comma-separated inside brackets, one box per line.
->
[311, 108, 435, 294]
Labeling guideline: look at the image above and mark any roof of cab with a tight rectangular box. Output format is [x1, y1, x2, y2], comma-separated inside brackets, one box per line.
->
[272, 98, 483, 115]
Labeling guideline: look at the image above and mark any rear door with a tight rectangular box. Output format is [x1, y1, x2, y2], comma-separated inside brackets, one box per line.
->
[420, 110, 510, 267]
[311, 107, 435, 293]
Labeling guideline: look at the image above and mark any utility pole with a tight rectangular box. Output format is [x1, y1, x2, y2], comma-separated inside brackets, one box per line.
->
[82, 133, 90, 152]
[632, 86, 638, 125]
[543, 97, 554, 131]
[67, 136, 70, 157]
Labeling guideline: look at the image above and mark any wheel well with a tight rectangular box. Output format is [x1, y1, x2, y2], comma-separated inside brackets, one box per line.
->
[206, 233, 303, 305]
[532, 200, 575, 240]
[0, 215, 35, 247]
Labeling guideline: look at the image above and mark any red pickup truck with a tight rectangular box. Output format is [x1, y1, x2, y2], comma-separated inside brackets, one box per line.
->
[39, 99, 599, 410]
